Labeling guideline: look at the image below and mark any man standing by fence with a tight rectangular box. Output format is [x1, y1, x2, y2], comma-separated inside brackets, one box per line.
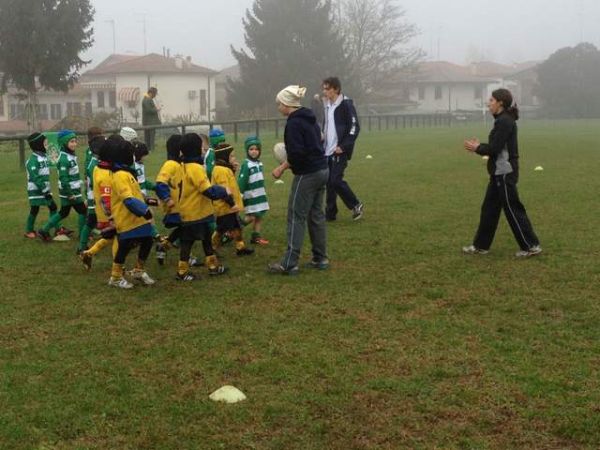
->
[322, 77, 363, 221]
[142, 87, 161, 152]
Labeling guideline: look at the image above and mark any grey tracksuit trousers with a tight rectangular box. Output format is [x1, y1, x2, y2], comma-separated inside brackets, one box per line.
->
[281, 168, 329, 269]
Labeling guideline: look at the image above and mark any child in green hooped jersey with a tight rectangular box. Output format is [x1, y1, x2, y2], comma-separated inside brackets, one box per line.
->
[37, 130, 87, 246]
[238, 136, 270, 245]
[24, 132, 63, 239]
[206, 128, 226, 180]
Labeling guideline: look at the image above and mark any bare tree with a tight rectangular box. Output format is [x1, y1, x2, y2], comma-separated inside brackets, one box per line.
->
[334, 0, 422, 100]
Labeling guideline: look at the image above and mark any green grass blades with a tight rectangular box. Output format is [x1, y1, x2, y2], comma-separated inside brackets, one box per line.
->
[1, 120, 599, 449]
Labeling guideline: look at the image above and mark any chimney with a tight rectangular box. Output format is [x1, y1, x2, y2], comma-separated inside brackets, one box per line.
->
[185, 56, 192, 68]
[175, 54, 184, 69]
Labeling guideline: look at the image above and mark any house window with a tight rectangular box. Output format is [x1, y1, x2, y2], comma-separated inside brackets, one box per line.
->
[0, 96, 4, 116]
[474, 86, 483, 100]
[435, 86, 443, 100]
[418, 86, 425, 100]
[67, 102, 82, 116]
[10, 104, 25, 119]
[51, 104, 62, 120]
[200, 89, 207, 116]
[36, 104, 49, 121]
[108, 91, 116, 108]
[97, 91, 105, 108]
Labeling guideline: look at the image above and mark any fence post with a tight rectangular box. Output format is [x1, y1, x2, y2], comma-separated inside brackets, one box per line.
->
[368, 116, 372, 132]
[394, 116, 398, 129]
[181, 125, 186, 135]
[378, 116, 382, 131]
[233, 122, 238, 143]
[18, 138, 26, 170]
[255, 120, 260, 137]
[274, 119, 279, 139]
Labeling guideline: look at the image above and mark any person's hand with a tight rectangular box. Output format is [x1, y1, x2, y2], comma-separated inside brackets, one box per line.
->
[272, 166, 284, 179]
[334, 146, 344, 155]
[44, 192, 53, 201]
[166, 198, 175, 209]
[464, 138, 480, 153]
[230, 205, 240, 213]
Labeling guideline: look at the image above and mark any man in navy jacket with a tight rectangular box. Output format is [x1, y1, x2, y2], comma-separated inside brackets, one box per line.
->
[322, 77, 363, 221]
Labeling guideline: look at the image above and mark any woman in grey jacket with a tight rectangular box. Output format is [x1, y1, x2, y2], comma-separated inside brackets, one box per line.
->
[463, 88, 542, 258]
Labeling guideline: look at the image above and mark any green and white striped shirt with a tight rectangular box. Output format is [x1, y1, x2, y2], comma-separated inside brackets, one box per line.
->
[238, 159, 269, 214]
[26, 152, 51, 201]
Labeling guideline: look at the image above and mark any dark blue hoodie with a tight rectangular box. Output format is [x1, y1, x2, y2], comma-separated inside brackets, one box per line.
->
[284, 107, 327, 175]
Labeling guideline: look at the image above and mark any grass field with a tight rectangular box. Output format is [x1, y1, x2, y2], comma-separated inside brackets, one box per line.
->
[1, 120, 599, 449]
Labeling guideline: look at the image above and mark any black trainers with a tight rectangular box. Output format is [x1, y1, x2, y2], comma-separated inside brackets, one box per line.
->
[37, 229, 51, 242]
[351, 203, 364, 221]
[208, 265, 229, 276]
[80, 251, 93, 270]
[176, 272, 197, 282]
[267, 263, 299, 275]
[236, 247, 255, 256]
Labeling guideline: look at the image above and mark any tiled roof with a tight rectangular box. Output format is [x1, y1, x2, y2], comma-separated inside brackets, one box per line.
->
[84, 53, 217, 76]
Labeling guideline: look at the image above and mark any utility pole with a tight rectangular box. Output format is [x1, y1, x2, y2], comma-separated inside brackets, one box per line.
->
[106, 19, 116, 54]
[139, 15, 148, 55]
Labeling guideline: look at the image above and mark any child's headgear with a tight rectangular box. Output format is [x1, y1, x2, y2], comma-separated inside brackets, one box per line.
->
[214, 142, 234, 163]
[100, 134, 125, 164]
[133, 141, 149, 162]
[209, 128, 225, 147]
[180, 133, 202, 161]
[120, 127, 138, 142]
[244, 136, 261, 160]
[166, 134, 182, 161]
[57, 129, 77, 149]
[89, 135, 106, 156]
[112, 140, 135, 167]
[28, 132, 46, 153]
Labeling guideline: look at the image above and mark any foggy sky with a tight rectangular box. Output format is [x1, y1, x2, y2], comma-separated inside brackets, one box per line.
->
[84, 0, 600, 71]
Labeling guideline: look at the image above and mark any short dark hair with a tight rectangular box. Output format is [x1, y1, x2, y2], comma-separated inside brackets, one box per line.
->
[148, 87, 158, 95]
[322, 77, 341, 93]
[87, 126, 104, 141]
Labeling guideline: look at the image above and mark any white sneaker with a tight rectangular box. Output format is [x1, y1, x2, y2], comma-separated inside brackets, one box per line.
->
[515, 245, 542, 258]
[352, 203, 364, 221]
[108, 277, 134, 289]
[130, 269, 156, 285]
[462, 245, 489, 255]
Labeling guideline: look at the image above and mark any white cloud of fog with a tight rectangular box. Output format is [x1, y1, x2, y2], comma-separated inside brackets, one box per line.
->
[84, 0, 600, 70]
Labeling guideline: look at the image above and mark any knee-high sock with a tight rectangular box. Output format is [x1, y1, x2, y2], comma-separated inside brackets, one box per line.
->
[79, 224, 92, 251]
[42, 212, 62, 233]
[111, 263, 124, 279]
[178, 260, 190, 276]
[26, 214, 36, 232]
[231, 228, 246, 251]
[211, 231, 221, 250]
[87, 238, 112, 256]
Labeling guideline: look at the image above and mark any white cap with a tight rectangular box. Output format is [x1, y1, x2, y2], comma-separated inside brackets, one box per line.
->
[120, 127, 138, 142]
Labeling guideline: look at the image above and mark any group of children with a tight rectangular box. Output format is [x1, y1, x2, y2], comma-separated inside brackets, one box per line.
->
[24, 126, 271, 288]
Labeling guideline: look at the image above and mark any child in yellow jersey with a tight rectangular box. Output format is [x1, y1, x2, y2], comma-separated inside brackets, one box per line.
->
[211, 143, 254, 256]
[176, 133, 234, 281]
[154, 134, 183, 265]
[79, 135, 123, 270]
[109, 139, 156, 289]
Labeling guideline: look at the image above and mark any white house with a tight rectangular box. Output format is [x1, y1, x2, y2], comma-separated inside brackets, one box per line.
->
[80, 53, 218, 124]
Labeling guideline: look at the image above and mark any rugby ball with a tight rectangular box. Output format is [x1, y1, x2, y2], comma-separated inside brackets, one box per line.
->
[273, 142, 287, 164]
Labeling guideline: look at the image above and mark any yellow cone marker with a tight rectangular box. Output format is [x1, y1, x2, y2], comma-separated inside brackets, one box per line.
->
[209, 385, 247, 404]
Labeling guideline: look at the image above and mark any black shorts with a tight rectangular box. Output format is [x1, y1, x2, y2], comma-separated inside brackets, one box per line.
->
[179, 221, 212, 241]
[216, 213, 241, 233]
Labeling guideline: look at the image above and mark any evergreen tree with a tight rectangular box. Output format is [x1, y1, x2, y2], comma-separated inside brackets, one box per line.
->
[535, 43, 600, 118]
[228, 0, 353, 117]
[0, 0, 94, 129]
